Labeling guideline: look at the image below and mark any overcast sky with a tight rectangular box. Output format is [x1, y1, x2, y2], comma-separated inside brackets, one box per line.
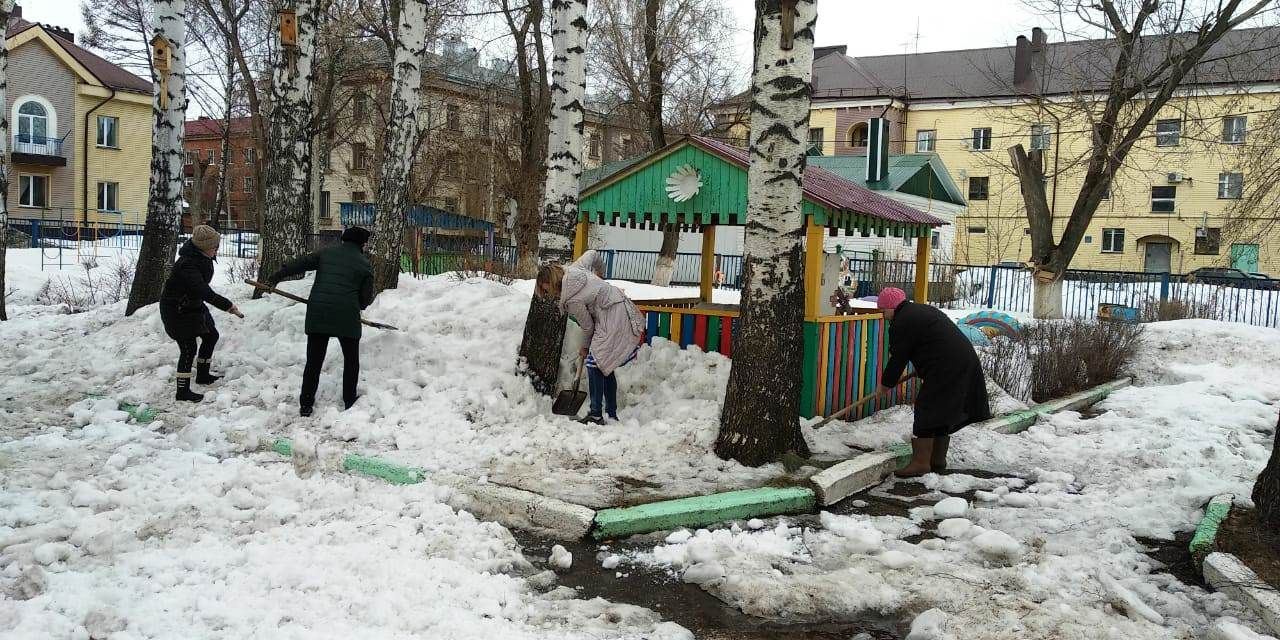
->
[34, 0, 1046, 63]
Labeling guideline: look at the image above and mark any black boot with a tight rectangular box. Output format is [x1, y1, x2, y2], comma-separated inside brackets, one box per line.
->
[300, 405, 313, 417]
[175, 374, 204, 403]
[195, 359, 221, 385]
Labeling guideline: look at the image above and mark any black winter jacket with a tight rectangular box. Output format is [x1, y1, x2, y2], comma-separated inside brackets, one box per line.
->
[269, 242, 374, 339]
[160, 241, 233, 340]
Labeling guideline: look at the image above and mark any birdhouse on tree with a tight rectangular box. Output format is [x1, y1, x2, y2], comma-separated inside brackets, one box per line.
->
[151, 33, 172, 109]
[279, 9, 298, 47]
[278, 9, 299, 74]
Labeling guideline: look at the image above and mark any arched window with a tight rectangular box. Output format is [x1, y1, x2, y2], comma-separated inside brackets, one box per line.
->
[18, 101, 49, 141]
[848, 122, 869, 148]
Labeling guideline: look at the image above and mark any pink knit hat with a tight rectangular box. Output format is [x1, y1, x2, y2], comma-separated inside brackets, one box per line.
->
[876, 287, 907, 310]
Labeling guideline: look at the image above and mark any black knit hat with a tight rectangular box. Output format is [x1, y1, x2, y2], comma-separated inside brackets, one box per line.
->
[341, 226, 371, 246]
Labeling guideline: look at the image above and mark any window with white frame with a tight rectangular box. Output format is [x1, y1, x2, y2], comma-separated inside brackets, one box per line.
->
[97, 182, 119, 211]
[1151, 186, 1176, 212]
[1101, 228, 1125, 253]
[971, 127, 992, 151]
[19, 175, 49, 207]
[808, 127, 825, 155]
[1223, 116, 1247, 144]
[244, 148, 256, 164]
[16, 99, 50, 141]
[96, 115, 119, 147]
[1030, 124, 1051, 150]
[1155, 119, 1181, 147]
[1219, 172, 1243, 199]
[1195, 228, 1221, 255]
[243, 176, 253, 193]
[915, 129, 936, 152]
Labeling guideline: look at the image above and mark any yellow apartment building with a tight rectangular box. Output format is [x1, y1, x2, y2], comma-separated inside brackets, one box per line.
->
[715, 27, 1280, 274]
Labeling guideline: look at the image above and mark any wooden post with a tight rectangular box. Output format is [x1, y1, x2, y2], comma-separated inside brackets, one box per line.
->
[700, 225, 716, 302]
[573, 220, 589, 259]
[804, 219, 824, 320]
[914, 230, 930, 303]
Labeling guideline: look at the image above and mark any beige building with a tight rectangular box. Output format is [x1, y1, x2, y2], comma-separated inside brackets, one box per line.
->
[319, 40, 645, 241]
[715, 27, 1280, 274]
[5, 7, 152, 228]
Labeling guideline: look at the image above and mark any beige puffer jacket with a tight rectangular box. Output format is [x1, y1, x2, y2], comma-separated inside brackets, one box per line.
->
[559, 266, 644, 375]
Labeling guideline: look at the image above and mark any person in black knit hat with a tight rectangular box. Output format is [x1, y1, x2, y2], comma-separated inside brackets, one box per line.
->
[267, 226, 374, 416]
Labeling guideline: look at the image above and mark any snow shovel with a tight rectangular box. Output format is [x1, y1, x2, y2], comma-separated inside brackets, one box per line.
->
[552, 356, 588, 416]
[811, 373, 917, 430]
[244, 279, 399, 330]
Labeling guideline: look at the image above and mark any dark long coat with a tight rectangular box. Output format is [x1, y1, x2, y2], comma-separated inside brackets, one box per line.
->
[881, 302, 992, 437]
[160, 241, 234, 340]
[269, 242, 374, 339]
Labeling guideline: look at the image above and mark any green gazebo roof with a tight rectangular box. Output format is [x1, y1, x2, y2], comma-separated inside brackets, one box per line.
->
[578, 136, 946, 239]
[807, 154, 967, 206]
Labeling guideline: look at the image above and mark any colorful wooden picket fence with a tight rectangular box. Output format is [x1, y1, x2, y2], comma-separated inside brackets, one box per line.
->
[638, 305, 739, 357]
[637, 305, 917, 419]
[802, 314, 919, 420]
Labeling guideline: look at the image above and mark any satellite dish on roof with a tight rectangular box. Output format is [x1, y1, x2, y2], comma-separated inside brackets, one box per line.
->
[665, 164, 702, 202]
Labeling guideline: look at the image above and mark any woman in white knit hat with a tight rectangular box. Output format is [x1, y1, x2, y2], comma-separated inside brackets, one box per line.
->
[160, 225, 243, 402]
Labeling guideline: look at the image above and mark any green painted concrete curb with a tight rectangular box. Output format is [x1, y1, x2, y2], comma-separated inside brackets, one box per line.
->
[1190, 493, 1233, 558]
[342, 453, 426, 485]
[265, 437, 425, 485]
[992, 378, 1132, 435]
[888, 442, 911, 468]
[591, 486, 816, 540]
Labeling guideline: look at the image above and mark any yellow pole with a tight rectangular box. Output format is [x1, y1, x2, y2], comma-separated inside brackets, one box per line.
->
[573, 219, 589, 259]
[804, 219, 825, 320]
[914, 230, 931, 303]
[700, 225, 716, 302]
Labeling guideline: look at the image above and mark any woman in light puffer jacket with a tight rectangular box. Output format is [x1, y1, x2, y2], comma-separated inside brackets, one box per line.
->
[535, 252, 644, 423]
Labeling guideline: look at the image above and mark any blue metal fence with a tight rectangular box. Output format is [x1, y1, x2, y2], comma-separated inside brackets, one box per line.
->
[600, 250, 745, 289]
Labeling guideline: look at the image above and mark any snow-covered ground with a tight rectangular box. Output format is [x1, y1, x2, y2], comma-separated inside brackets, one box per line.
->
[609, 319, 1280, 639]
[3, 247, 1278, 639]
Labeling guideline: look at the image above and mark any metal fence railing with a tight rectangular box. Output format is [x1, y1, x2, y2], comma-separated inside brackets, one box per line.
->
[601, 250, 745, 289]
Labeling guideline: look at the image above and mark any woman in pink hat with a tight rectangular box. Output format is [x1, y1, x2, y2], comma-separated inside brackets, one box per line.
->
[876, 287, 991, 476]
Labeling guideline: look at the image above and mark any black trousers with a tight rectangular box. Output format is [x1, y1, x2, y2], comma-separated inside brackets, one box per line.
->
[176, 327, 219, 373]
[300, 334, 360, 408]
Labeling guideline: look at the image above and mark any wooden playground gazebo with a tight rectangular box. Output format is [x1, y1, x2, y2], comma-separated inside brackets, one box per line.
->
[574, 135, 947, 419]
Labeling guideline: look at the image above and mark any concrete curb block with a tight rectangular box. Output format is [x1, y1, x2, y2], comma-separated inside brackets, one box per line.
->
[1190, 493, 1234, 558]
[261, 436, 593, 539]
[987, 378, 1133, 435]
[810, 452, 901, 506]
[592, 486, 816, 540]
[456, 483, 596, 541]
[1203, 552, 1280, 637]
[265, 437, 426, 485]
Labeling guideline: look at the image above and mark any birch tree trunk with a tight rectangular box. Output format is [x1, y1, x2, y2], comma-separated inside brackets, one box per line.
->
[213, 52, 235, 227]
[368, 0, 430, 293]
[0, 0, 13, 322]
[1255, 411, 1280, 529]
[642, 0, 680, 287]
[256, 0, 323, 288]
[716, 0, 816, 466]
[517, 0, 587, 395]
[126, 0, 188, 316]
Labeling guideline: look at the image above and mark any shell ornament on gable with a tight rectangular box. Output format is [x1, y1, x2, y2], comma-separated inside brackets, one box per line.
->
[665, 165, 703, 202]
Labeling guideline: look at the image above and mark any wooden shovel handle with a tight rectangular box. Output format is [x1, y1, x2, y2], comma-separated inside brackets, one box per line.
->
[811, 373, 917, 430]
[244, 279, 399, 331]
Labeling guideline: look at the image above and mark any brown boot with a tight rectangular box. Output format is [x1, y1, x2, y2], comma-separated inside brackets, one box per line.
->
[896, 438, 934, 477]
[931, 436, 950, 472]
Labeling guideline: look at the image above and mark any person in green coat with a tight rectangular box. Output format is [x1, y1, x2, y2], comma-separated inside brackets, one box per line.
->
[267, 227, 375, 416]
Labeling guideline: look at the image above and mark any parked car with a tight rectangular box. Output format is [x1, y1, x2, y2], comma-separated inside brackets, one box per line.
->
[1247, 272, 1280, 290]
[1186, 267, 1276, 288]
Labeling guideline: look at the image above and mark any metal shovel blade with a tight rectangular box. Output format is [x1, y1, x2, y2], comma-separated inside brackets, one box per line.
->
[552, 389, 588, 416]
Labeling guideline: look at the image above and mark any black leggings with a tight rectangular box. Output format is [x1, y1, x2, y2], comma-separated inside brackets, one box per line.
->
[176, 328, 219, 373]
[300, 334, 360, 407]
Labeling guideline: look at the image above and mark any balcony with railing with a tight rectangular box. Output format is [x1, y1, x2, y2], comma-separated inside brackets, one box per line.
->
[13, 134, 68, 166]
